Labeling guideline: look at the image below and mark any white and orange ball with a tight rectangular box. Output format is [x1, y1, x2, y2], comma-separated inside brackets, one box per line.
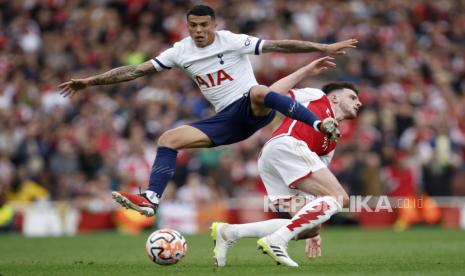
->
[145, 229, 188, 265]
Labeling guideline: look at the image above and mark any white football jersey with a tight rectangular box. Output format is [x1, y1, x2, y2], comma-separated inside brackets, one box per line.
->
[151, 30, 264, 112]
[291, 87, 326, 104]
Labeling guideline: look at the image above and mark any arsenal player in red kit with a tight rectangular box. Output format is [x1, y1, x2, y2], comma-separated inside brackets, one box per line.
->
[211, 60, 362, 267]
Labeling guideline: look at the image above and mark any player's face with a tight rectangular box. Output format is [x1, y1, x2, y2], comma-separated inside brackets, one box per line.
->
[187, 15, 217, 48]
[338, 89, 362, 119]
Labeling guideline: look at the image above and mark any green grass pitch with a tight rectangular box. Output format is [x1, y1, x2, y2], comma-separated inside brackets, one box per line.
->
[1, 227, 464, 275]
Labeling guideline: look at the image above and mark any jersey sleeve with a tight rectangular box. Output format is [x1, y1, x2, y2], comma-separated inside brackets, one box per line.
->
[290, 88, 325, 104]
[151, 47, 177, 71]
[225, 31, 264, 55]
[319, 150, 335, 166]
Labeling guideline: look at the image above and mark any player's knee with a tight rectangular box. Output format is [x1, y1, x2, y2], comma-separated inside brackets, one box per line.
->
[157, 131, 178, 149]
[250, 85, 270, 104]
[327, 189, 349, 209]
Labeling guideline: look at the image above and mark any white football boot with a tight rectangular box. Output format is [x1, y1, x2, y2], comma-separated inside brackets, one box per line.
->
[211, 222, 236, 267]
[257, 236, 299, 267]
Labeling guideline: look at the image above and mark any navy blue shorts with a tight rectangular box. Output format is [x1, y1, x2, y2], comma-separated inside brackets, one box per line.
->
[190, 93, 276, 147]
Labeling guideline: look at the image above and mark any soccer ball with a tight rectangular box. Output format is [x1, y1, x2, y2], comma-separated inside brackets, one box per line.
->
[145, 229, 188, 265]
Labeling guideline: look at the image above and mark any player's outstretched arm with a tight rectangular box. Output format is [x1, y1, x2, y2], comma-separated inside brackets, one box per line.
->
[262, 38, 358, 55]
[58, 60, 157, 97]
[270, 56, 336, 95]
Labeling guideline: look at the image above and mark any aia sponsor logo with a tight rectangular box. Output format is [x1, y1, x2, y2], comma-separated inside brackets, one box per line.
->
[195, 69, 234, 88]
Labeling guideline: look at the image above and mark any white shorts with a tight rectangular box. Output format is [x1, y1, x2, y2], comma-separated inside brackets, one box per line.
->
[258, 136, 326, 205]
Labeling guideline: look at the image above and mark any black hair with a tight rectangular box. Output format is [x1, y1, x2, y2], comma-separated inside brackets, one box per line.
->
[186, 5, 216, 20]
[321, 82, 358, 95]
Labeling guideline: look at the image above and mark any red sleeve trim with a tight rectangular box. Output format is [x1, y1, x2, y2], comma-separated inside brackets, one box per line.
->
[288, 170, 313, 188]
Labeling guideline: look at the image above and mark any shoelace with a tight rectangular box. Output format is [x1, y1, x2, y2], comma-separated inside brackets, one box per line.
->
[220, 229, 236, 248]
[221, 234, 236, 248]
[225, 240, 236, 248]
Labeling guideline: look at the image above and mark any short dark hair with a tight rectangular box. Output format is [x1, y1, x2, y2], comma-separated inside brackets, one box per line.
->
[186, 5, 216, 20]
[322, 82, 358, 95]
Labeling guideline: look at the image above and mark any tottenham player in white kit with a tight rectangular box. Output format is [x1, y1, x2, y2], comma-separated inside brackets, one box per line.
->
[211, 59, 362, 267]
[58, 5, 357, 217]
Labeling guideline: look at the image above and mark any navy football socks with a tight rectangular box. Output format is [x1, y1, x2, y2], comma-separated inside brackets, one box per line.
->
[146, 146, 178, 203]
[264, 91, 321, 130]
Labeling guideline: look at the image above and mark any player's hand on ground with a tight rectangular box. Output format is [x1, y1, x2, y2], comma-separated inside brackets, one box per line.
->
[319, 117, 340, 141]
[306, 56, 336, 76]
[58, 79, 89, 98]
[323, 39, 358, 55]
[305, 234, 322, 258]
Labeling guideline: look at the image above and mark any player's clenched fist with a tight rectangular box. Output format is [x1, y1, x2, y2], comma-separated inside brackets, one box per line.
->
[319, 117, 340, 141]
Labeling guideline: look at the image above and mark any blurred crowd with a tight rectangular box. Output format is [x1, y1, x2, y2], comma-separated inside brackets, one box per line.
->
[1, 0, 465, 215]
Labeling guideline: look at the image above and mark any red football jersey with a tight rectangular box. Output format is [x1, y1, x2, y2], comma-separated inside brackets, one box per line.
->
[269, 88, 336, 156]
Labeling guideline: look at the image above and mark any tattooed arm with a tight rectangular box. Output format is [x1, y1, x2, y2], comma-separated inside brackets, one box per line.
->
[262, 38, 358, 55]
[58, 60, 157, 97]
[87, 61, 156, 85]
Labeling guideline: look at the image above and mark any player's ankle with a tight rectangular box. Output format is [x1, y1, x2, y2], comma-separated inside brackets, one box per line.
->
[223, 224, 239, 241]
[267, 233, 288, 246]
[144, 190, 160, 205]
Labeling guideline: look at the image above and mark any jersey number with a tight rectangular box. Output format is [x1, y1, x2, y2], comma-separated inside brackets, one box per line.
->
[195, 70, 233, 88]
